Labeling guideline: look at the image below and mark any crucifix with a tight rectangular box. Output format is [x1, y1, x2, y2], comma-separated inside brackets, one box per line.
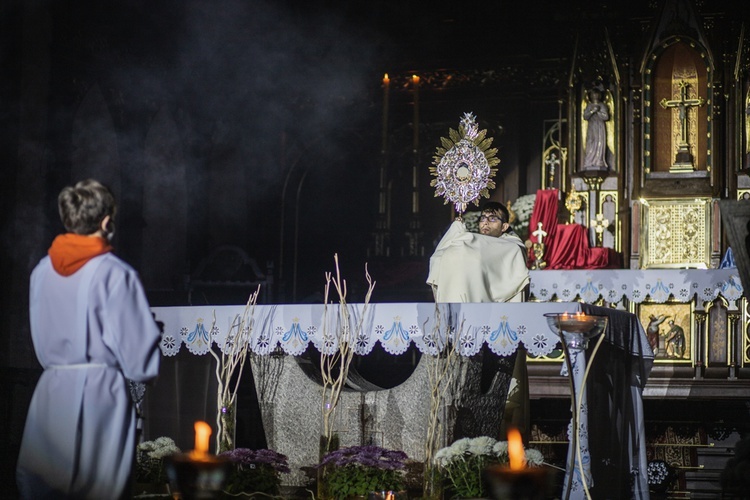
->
[531, 222, 548, 270]
[590, 213, 609, 247]
[659, 80, 705, 172]
[532, 221, 548, 246]
[545, 152, 560, 188]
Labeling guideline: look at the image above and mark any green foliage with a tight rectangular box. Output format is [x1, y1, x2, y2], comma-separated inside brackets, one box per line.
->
[224, 463, 281, 496]
[441, 454, 496, 499]
[324, 463, 404, 499]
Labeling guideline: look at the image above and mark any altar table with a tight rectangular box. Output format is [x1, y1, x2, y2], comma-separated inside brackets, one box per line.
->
[154, 302, 594, 358]
[529, 268, 743, 304]
[151, 301, 652, 498]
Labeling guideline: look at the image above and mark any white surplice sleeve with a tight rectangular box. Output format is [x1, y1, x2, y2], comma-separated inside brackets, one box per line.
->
[98, 260, 161, 382]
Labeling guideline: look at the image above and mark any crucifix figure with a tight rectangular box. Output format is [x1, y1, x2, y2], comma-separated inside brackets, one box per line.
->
[659, 80, 705, 172]
[545, 152, 560, 188]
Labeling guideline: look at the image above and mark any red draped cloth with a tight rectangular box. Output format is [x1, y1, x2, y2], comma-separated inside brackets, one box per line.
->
[528, 188, 613, 270]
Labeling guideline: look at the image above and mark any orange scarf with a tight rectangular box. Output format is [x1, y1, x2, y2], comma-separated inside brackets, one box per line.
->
[48, 234, 113, 276]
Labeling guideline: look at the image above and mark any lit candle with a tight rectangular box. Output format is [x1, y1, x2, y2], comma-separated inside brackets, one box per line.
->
[508, 427, 526, 470]
[192, 420, 212, 460]
[485, 427, 551, 499]
[412, 74, 420, 152]
[382, 73, 390, 153]
[166, 420, 229, 498]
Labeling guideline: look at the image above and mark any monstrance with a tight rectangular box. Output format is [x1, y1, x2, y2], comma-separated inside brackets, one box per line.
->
[429, 112, 499, 218]
[544, 312, 608, 500]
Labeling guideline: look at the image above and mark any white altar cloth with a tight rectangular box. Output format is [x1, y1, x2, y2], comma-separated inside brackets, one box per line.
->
[151, 302, 588, 358]
[529, 268, 743, 304]
[152, 269, 743, 358]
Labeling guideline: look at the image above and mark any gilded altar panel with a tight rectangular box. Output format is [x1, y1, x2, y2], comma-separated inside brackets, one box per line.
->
[637, 300, 694, 365]
[705, 298, 729, 366]
[640, 198, 711, 269]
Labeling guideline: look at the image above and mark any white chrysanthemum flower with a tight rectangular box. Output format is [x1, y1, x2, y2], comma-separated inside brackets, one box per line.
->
[138, 436, 180, 459]
[151, 443, 180, 459]
[525, 448, 544, 466]
[450, 438, 471, 455]
[138, 441, 156, 452]
[467, 436, 496, 456]
[154, 436, 173, 446]
[433, 447, 450, 466]
[492, 440, 509, 456]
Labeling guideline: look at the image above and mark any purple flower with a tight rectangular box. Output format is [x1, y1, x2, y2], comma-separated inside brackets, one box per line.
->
[319, 445, 408, 470]
[220, 448, 290, 473]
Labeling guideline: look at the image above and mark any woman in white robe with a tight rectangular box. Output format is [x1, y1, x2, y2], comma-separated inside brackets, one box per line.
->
[17, 179, 161, 499]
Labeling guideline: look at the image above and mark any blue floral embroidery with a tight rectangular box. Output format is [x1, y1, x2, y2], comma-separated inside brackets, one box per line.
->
[649, 279, 670, 299]
[460, 333, 474, 350]
[282, 322, 308, 342]
[532, 334, 547, 351]
[489, 319, 518, 343]
[422, 334, 436, 349]
[162, 335, 176, 350]
[187, 322, 210, 345]
[256, 332, 269, 350]
[355, 332, 369, 351]
[581, 281, 596, 294]
[322, 333, 335, 351]
[384, 321, 409, 343]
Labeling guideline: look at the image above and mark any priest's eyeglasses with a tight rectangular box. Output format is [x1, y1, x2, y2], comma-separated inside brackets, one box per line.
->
[479, 215, 505, 223]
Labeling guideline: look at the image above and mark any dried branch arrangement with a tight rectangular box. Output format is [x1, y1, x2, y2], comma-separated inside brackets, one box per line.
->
[319, 254, 376, 455]
[211, 285, 261, 453]
[422, 299, 462, 499]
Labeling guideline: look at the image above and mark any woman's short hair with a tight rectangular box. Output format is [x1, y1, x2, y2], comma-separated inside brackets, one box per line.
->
[58, 179, 117, 235]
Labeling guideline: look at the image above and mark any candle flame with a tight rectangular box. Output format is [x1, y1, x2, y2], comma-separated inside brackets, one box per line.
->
[508, 427, 526, 470]
[412, 74, 420, 84]
[193, 420, 212, 457]
[383, 73, 390, 85]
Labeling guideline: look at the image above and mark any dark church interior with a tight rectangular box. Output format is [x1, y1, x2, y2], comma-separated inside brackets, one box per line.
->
[3, 0, 750, 498]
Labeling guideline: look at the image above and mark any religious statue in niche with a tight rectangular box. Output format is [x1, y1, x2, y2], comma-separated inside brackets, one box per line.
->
[580, 87, 615, 172]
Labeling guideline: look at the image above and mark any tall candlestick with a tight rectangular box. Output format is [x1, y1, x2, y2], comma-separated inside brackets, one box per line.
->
[412, 74, 420, 152]
[382, 73, 390, 153]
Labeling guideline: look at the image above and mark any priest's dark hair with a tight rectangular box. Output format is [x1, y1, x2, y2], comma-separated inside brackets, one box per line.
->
[479, 200, 510, 223]
[58, 179, 117, 235]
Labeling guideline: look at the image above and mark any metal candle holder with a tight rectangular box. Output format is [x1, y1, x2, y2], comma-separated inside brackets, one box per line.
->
[544, 312, 608, 500]
[165, 452, 230, 500]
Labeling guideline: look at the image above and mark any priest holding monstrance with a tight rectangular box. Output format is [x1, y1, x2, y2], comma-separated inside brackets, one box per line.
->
[426, 112, 531, 443]
[427, 112, 530, 303]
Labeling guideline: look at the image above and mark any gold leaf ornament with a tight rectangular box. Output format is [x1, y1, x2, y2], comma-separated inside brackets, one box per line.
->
[430, 112, 499, 215]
